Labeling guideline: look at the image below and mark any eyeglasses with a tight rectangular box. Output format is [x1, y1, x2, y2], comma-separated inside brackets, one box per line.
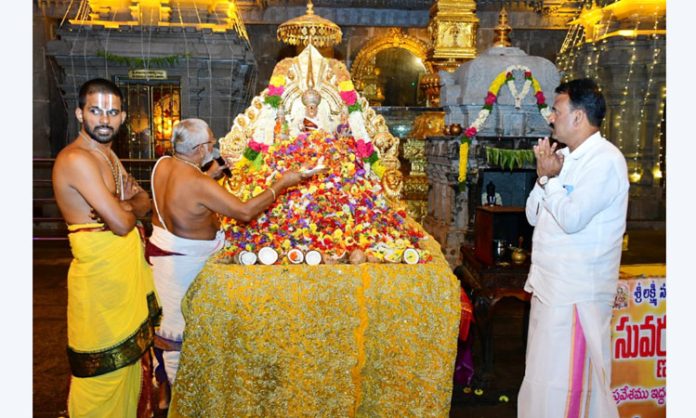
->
[194, 140, 216, 149]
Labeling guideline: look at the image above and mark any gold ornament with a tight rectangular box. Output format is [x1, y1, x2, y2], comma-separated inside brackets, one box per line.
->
[277, 1, 342, 48]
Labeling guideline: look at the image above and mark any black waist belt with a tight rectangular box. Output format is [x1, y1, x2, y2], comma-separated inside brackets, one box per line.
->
[67, 292, 161, 378]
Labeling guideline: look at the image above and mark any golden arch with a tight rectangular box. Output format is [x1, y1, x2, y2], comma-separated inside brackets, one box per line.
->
[350, 27, 433, 91]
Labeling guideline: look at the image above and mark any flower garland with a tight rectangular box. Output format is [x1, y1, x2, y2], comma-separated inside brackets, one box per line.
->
[239, 74, 287, 169]
[338, 79, 387, 178]
[458, 65, 552, 188]
[239, 139, 269, 170]
[339, 80, 361, 114]
[265, 75, 286, 108]
[355, 139, 387, 178]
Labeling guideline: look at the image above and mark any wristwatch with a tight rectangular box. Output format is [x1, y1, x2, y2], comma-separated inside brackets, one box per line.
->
[538, 175, 549, 187]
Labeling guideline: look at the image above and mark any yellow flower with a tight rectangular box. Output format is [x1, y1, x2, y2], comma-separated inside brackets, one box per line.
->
[458, 142, 469, 183]
[339, 80, 355, 92]
[372, 161, 386, 178]
[282, 239, 291, 250]
[269, 75, 286, 87]
[489, 71, 509, 94]
[332, 229, 343, 240]
[532, 77, 541, 93]
[252, 186, 264, 197]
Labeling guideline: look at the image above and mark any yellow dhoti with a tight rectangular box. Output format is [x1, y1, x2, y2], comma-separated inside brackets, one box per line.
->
[66, 223, 160, 418]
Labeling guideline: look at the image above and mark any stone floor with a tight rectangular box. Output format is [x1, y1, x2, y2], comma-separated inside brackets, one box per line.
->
[32, 226, 665, 417]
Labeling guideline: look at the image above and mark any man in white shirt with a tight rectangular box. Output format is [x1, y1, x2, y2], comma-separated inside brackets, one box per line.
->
[518, 78, 628, 418]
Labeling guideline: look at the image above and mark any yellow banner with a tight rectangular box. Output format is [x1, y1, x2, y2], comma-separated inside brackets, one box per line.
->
[611, 274, 666, 418]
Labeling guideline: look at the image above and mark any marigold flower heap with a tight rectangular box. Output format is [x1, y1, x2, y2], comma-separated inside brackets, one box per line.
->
[220, 129, 430, 264]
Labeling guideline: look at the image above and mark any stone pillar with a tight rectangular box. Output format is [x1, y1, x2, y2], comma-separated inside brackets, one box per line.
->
[423, 135, 469, 268]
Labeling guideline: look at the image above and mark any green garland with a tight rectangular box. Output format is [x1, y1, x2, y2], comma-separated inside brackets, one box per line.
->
[264, 95, 281, 108]
[96, 51, 189, 68]
[363, 150, 379, 165]
[485, 147, 535, 171]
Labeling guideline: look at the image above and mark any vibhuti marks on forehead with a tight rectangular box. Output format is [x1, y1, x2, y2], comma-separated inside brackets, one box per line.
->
[87, 92, 121, 113]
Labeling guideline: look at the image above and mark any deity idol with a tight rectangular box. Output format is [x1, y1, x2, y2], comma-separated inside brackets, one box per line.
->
[274, 106, 289, 141]
[300, 87, 322, 133]
[335, 108, 351, 139]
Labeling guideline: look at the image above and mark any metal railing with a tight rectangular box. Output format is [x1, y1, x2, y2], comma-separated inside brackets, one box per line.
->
[33, 158, 157, 241]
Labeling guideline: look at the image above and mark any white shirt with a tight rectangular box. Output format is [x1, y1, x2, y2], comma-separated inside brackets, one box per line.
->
[524, 132, 629, 305]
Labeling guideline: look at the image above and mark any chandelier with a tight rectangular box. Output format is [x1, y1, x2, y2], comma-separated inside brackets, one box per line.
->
[277, 0, 342, 48]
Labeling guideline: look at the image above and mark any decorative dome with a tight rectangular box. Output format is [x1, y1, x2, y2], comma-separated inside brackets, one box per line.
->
[277, 1, 342, 48]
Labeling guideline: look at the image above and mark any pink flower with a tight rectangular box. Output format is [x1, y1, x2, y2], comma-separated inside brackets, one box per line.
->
[340, 90, 358, 105]
[248, 139, 268, 153]
[355, 139, 374, 159]
[267, 85, 284, 96]
[535, 91, 545, 105]
[465, 127, 478, 138]
[484, 92, 497, 106]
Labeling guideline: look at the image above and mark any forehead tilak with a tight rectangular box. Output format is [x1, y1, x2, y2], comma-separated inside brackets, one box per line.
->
[86, 92, 122, 110]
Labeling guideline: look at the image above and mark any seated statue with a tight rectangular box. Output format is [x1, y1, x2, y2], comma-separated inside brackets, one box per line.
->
[481, 180, 503, 206]
[274, 106, 289, 141]
[300, 87, 322, 133]
[335, 108, 351, 139]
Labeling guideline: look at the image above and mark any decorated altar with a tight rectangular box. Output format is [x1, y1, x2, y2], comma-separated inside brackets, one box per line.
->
[168, 45, 461, 417]
[168, 235, 460, 417]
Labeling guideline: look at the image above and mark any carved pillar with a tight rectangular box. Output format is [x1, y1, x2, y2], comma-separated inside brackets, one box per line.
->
[403, 111, 445, 223]
[423, 135, 469, 268]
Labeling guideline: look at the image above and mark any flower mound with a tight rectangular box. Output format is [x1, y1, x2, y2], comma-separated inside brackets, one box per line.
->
[221, 130, 430, 264]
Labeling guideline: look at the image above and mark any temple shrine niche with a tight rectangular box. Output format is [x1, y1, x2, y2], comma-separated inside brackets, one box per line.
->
[424, 9, 560, 267]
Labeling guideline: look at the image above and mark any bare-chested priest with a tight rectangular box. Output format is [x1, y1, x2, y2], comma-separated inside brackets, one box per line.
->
[147, 118, 318, 388]
[52, 78, 159, 417]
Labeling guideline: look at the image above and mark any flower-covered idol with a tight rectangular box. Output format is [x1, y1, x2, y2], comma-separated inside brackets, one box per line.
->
[220, 129, 430, 265]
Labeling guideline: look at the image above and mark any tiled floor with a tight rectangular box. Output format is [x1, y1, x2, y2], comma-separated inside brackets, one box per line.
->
[32, 226, 665, 417]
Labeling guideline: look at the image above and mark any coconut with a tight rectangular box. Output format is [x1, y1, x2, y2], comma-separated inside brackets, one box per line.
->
[349, 249, 366, 264]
